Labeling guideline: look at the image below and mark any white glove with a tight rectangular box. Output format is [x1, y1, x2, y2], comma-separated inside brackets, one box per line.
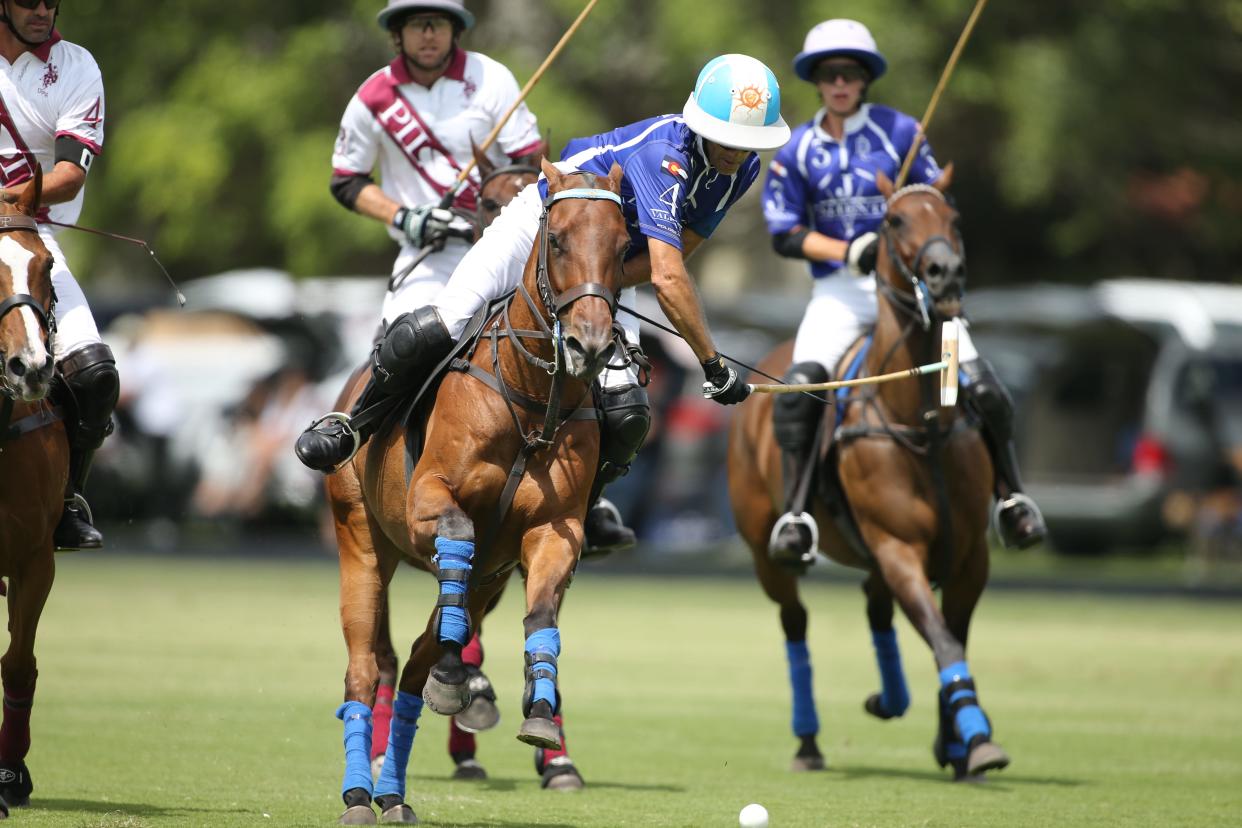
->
[845, 231, 879, 276]
[394, 205, 454, 249]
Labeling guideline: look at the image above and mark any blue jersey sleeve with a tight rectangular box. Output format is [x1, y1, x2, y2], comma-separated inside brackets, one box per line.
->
[623, 141, 689, 250]
[687, 158, 759, 239]
[762, 141, 809, 235]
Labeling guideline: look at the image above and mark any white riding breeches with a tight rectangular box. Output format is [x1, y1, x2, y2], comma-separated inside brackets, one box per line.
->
[433, 181, 641, 391]
[380, 237, 471, 329]
[44, 230, 102, 361]
[792, 273, 977, 374]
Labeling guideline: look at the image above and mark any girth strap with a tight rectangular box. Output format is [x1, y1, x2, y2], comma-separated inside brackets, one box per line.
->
[0, 399, 62, 444]
[451, 358, 599, 422]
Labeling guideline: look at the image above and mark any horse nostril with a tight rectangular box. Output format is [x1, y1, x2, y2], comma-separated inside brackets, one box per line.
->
[8, 356, 26, 378]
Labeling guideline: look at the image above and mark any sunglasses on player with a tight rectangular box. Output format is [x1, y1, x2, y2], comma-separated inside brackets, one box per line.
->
[11, 0, 60, 10]
[813, 63, 870, 85]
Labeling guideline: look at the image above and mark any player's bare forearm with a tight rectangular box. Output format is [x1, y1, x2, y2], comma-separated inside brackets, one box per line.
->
[2, 161, 86, 206]
[648, 237, 716, 361]
[622, 229, 707, 288]
[352, 183, 402, 226]
[802, 228, 849, 263]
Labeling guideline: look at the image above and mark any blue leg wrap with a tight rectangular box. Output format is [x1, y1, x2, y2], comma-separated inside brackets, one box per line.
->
[525, 628, 561, 711]
[434, 537, 474, 647]
[870, 629, 910, 716]
[784, 640, 819, 737]
[335, 701, 373, 799]
[375, 691, 424, 799]
[939, 661, 991, 746]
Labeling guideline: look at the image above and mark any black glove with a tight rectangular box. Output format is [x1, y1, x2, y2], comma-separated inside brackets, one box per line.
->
[701, 354, 750, 406]
[394, 204, 454, 249]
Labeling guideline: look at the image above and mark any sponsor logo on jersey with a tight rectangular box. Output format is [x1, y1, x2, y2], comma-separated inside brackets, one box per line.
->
[39, 62, 59, 96]
[648, 182, 680, 225]
[769, 159, 787, 178]
[661, 157, 688, 180]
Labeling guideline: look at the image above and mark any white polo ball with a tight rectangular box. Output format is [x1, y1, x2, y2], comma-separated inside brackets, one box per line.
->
[739, 803, 769, 828]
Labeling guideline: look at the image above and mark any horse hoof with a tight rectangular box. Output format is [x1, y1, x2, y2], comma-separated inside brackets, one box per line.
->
[455, 689, 500, 733]
[371, 755, 385, 778]
[966, 740, 1010, 776]
[452, 758, 488, 781]
[339, 804, 377, 825]
[541, 758, 584, 790]
[517, 716, 562, 750]
[790, 755, 826, 772]
[422, 675, 470, 716]
[380, 803, 418, 823]
[864, 693, 899, 720]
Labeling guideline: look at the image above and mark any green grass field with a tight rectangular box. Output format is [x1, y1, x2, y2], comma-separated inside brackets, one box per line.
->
[13, 553, 1242, 827]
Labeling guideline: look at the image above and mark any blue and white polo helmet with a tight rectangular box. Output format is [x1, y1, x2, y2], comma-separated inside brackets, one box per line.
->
[793, 19, 887, 82]
[682, 54, 791, 152]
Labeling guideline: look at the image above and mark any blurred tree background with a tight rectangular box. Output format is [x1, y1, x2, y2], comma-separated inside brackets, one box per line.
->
[56, 0, 1241, 299]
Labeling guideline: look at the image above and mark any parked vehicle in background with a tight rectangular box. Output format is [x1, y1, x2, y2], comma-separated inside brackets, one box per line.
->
[968, 280, 1242, 554]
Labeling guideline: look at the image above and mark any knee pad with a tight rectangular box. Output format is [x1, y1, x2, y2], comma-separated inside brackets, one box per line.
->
[960, 359, 1014, 443]
[597, 384, 650, 486]
[373, 306, 453, 393]
[57, 342, 119, 451]
[773, 361, 828, 454]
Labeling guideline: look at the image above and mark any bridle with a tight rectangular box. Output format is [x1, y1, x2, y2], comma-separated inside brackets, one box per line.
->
[876, 184, 965, 331]
[0, 213, 56, 402]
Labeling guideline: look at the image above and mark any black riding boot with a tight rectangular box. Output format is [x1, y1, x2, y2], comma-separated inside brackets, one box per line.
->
[53, 343, 119, 552]
[296, 306, 452, 472]
[960, 359, 1046, 549]
[768, 362, 829, 572]
[581, 384, 650, 558]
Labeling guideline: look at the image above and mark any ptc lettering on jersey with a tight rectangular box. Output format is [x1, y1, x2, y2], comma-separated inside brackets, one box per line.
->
[376, 99, 433, 161]
[661, 156, 688, 180]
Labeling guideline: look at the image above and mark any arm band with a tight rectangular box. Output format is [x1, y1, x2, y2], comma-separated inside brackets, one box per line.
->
[772, 228, 810, 260]
[329, 173, 374, 210]
[55, 135, 96, 172]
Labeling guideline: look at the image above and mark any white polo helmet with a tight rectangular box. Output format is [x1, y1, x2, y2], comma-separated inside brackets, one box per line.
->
[793, 19, 887, 82]
[682, 54, 791, 152]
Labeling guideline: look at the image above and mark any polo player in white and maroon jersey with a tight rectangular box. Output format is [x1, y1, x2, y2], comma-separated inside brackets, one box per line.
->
[0, 0, 117, 552]
[328, 0, 543, 328]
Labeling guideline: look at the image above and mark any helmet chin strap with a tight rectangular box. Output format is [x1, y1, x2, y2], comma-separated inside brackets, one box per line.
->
[0, 2, 57, 49]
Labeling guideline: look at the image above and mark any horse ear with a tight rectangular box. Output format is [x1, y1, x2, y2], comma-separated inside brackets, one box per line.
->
[875, 169, 894, 199]
[933, 162, 955, 192]
[15, 167, 41, 217]
[471, 137, 495, 180]
[605, 161, 624, 193]
[540, 157, 562, 191]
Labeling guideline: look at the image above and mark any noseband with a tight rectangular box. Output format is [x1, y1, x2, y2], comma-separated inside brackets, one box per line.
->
[878, 185, 964, 331]
[0, 214, 56, 400]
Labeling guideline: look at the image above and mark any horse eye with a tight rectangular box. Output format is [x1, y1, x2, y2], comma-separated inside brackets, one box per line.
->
[888, 214, 905, 230]
[548, 233, 561, 252]
[482, 199, 499, 212]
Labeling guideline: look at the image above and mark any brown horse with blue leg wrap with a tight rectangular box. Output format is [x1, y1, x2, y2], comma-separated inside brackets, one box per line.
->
[728, 168, 1010, 780]
[0, 170, 69, 816]
[325, 160, 628, 824]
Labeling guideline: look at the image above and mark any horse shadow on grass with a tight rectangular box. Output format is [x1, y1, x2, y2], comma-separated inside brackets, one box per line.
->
[28, 797, 254, 819]
[829, 765, 1087, 790]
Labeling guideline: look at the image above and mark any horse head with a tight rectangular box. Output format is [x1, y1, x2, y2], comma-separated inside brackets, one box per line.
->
[473, 140, 540, 231]
[0, 168, 56, 403]
[875, 165, 965, 324]
[532, 159, 628, 382]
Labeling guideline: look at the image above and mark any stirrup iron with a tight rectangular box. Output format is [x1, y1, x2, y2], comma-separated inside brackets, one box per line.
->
[306, 411, 362, 472]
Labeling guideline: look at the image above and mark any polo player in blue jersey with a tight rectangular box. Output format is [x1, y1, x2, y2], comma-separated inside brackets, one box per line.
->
[760, 19, 1046, 566]
[297, 53, 791, 556]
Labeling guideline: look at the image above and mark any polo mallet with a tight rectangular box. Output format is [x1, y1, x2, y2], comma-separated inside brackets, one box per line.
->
[894, 0, 991, 189]
[390, 0, 600, 289]
[940, 318, 960, 406]
[43, 219, 186, 307]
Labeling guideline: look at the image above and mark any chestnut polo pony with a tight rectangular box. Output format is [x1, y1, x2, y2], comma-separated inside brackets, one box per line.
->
[728, 168, 1011, 781]
[0, 170, 69, 816]
[326, 160, 628, 824]
[367, 154, 589, 790]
